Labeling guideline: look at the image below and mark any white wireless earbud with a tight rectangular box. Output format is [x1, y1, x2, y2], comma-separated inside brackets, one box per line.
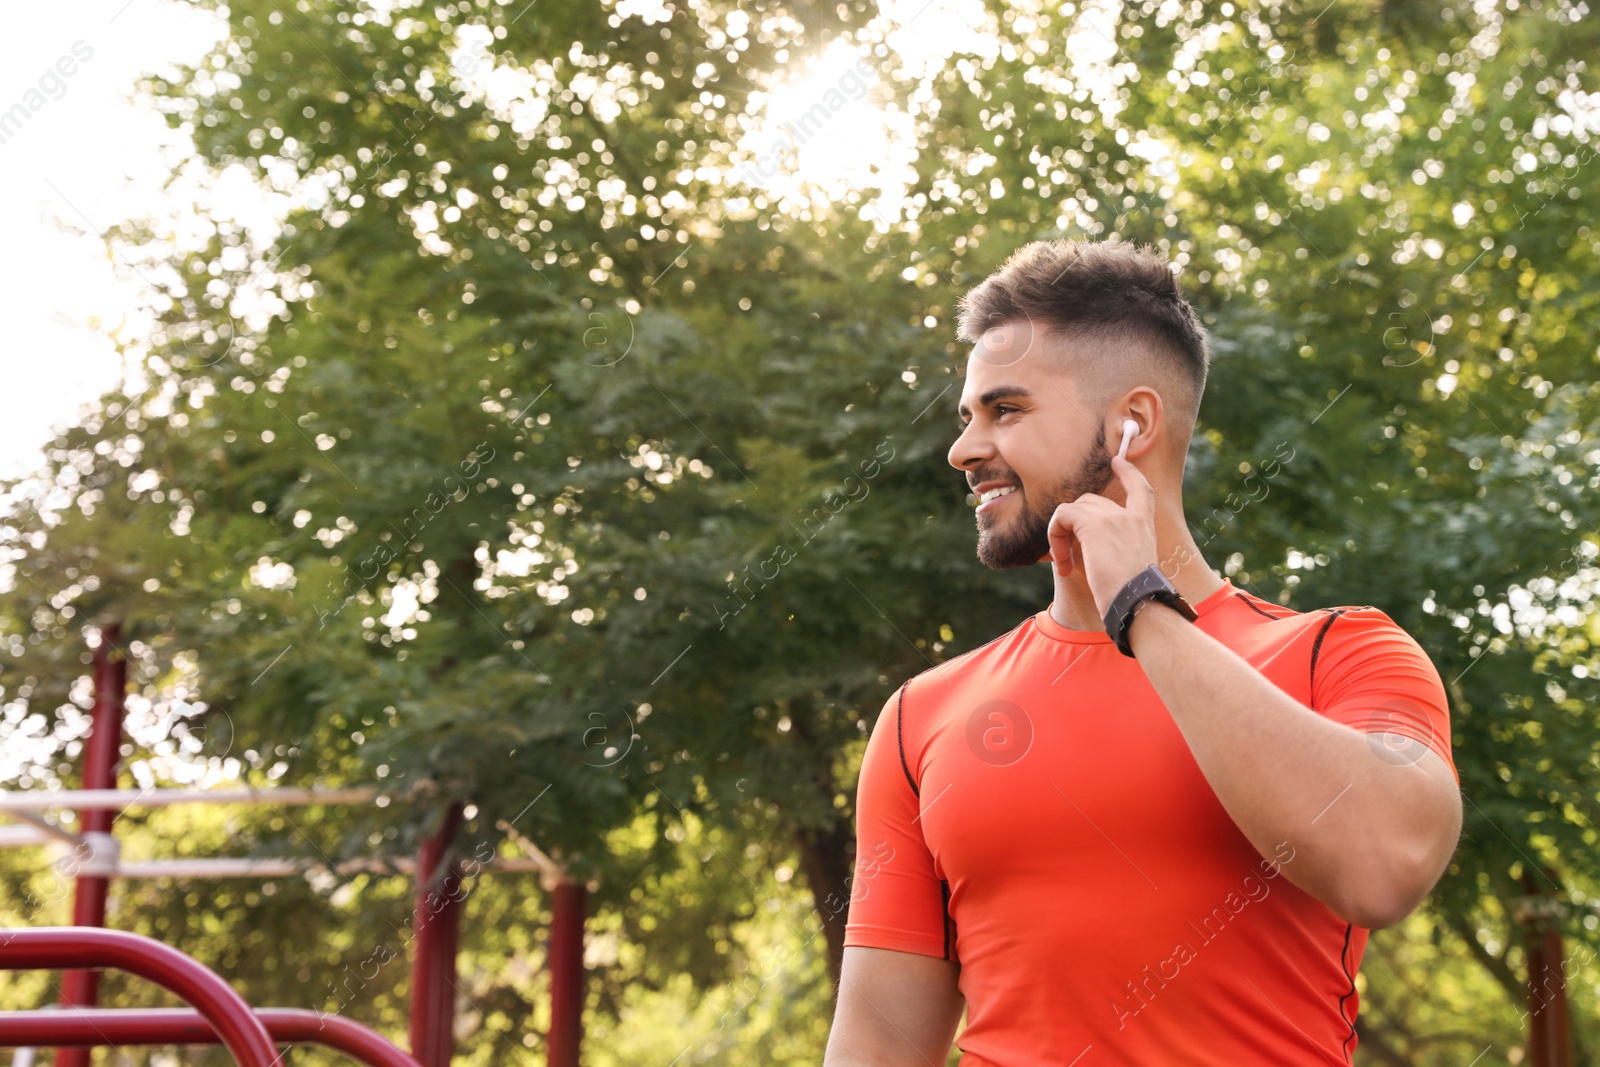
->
[1117, 419, 1139, 459]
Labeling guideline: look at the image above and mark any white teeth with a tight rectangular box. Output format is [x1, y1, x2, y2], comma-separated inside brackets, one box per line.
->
[978, 485, 1017, 505]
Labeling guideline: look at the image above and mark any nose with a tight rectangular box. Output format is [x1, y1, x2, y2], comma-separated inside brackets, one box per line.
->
[948, 419, 991, 477]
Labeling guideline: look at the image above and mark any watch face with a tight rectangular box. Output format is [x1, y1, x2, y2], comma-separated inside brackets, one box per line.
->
[1117, 572, 1157, 614]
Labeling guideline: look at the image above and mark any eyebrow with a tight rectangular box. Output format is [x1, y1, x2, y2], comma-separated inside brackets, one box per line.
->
[957, 386, 1035, 422]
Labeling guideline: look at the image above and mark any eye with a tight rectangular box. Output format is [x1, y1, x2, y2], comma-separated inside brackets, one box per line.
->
[957, 405, 1020, 429]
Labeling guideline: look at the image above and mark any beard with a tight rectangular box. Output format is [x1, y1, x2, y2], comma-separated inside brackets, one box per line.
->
[975, 423, 1112, 570]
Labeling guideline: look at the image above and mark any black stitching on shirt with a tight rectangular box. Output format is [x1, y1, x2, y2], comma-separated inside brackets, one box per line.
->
[1337, 922, 1357, 1062]
[1234, 591, 1293, 619]
[941, 879, 955, 961]
[895, 679, 919, 799]
[1309, 609, 1348, 692]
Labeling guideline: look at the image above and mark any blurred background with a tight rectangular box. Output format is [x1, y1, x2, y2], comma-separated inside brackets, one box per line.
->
[1, 0, 1598, 1063]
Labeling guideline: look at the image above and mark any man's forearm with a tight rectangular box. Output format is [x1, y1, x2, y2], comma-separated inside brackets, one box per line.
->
[1125, 601, 1462, 927]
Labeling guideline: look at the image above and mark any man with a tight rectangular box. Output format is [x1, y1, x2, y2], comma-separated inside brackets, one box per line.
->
[823, 239, 1462, 1066]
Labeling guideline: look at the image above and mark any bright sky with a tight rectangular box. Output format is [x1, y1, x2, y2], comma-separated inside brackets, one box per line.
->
[0, 0, 223, 482]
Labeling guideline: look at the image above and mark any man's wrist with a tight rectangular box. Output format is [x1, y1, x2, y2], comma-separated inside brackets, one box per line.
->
[1104, 565, 1199, 657]
[1126, 596, 1189, 655]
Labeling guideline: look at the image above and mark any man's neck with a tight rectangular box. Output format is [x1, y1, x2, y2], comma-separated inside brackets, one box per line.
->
[1047, 517, 1224, 632]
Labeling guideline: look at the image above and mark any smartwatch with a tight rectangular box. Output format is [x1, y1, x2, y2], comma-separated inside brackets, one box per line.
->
[1103, 565, 1198, 657]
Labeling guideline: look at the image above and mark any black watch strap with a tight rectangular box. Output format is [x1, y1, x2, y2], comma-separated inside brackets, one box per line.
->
[1102, 565, 1198, 657]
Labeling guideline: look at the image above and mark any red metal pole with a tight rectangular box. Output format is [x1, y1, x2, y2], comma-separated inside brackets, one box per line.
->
[0, 1007, 424, 1067]
[409, 802, 464, 1067]
[546, 877, 586, 1067]
[1, 927, 279, 1067]
[57, 622, 126, 1067]
[1522, 869, 1573, 1067]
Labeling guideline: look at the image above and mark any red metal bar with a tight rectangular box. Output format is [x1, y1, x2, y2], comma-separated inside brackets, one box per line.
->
[437, 854, 463, 1056]
[409, 802, 464, 1067]
[1522, 869, 1573, 1067]
[0, 927, 277, 1067]
[58, 623, 127, 1067]
[0, 1007, 423, 1067]
[547, 878, 586, 1067]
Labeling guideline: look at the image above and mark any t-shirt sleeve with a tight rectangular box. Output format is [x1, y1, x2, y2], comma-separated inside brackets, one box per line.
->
[1309, 606, 1459, 787]
[842, 682, 953, 959]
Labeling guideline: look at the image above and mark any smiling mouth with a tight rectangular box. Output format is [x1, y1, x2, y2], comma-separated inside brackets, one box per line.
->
[975, 485, 1018, 513]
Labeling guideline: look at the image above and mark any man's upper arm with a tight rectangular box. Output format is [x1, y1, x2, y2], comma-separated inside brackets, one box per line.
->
[828, 683, 964, 1065]
[1311, 606, 1460, 787]
[842, 682, 954, 959]
[825, 946, 964, 1067]
[1310, 606, 1463, 923]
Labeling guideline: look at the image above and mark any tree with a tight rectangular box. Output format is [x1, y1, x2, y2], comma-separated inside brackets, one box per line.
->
[3, 0, 1598, 1063]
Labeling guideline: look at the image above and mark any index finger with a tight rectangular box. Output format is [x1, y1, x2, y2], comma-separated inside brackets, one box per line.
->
[1111, 452, 1155, 512]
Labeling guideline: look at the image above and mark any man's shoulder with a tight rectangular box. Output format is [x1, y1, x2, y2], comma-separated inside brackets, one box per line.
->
[1227, 588, 1412, 636]
[904, 615, 1036, 684]
[1218, 590, 1436, 677]
[1303, 602, 1438, 669]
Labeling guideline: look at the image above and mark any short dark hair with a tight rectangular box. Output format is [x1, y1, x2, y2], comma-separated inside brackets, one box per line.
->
[954, 238, 1210, 434]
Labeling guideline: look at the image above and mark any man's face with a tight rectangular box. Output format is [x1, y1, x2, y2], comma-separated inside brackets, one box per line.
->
[947, 323, 1114, 569]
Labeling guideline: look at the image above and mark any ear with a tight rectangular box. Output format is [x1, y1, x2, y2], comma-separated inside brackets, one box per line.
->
[1113, 388, 1164, 460]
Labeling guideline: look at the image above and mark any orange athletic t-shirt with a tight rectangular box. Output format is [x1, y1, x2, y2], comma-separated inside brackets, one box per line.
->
[843, 577, 1457, 1067]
